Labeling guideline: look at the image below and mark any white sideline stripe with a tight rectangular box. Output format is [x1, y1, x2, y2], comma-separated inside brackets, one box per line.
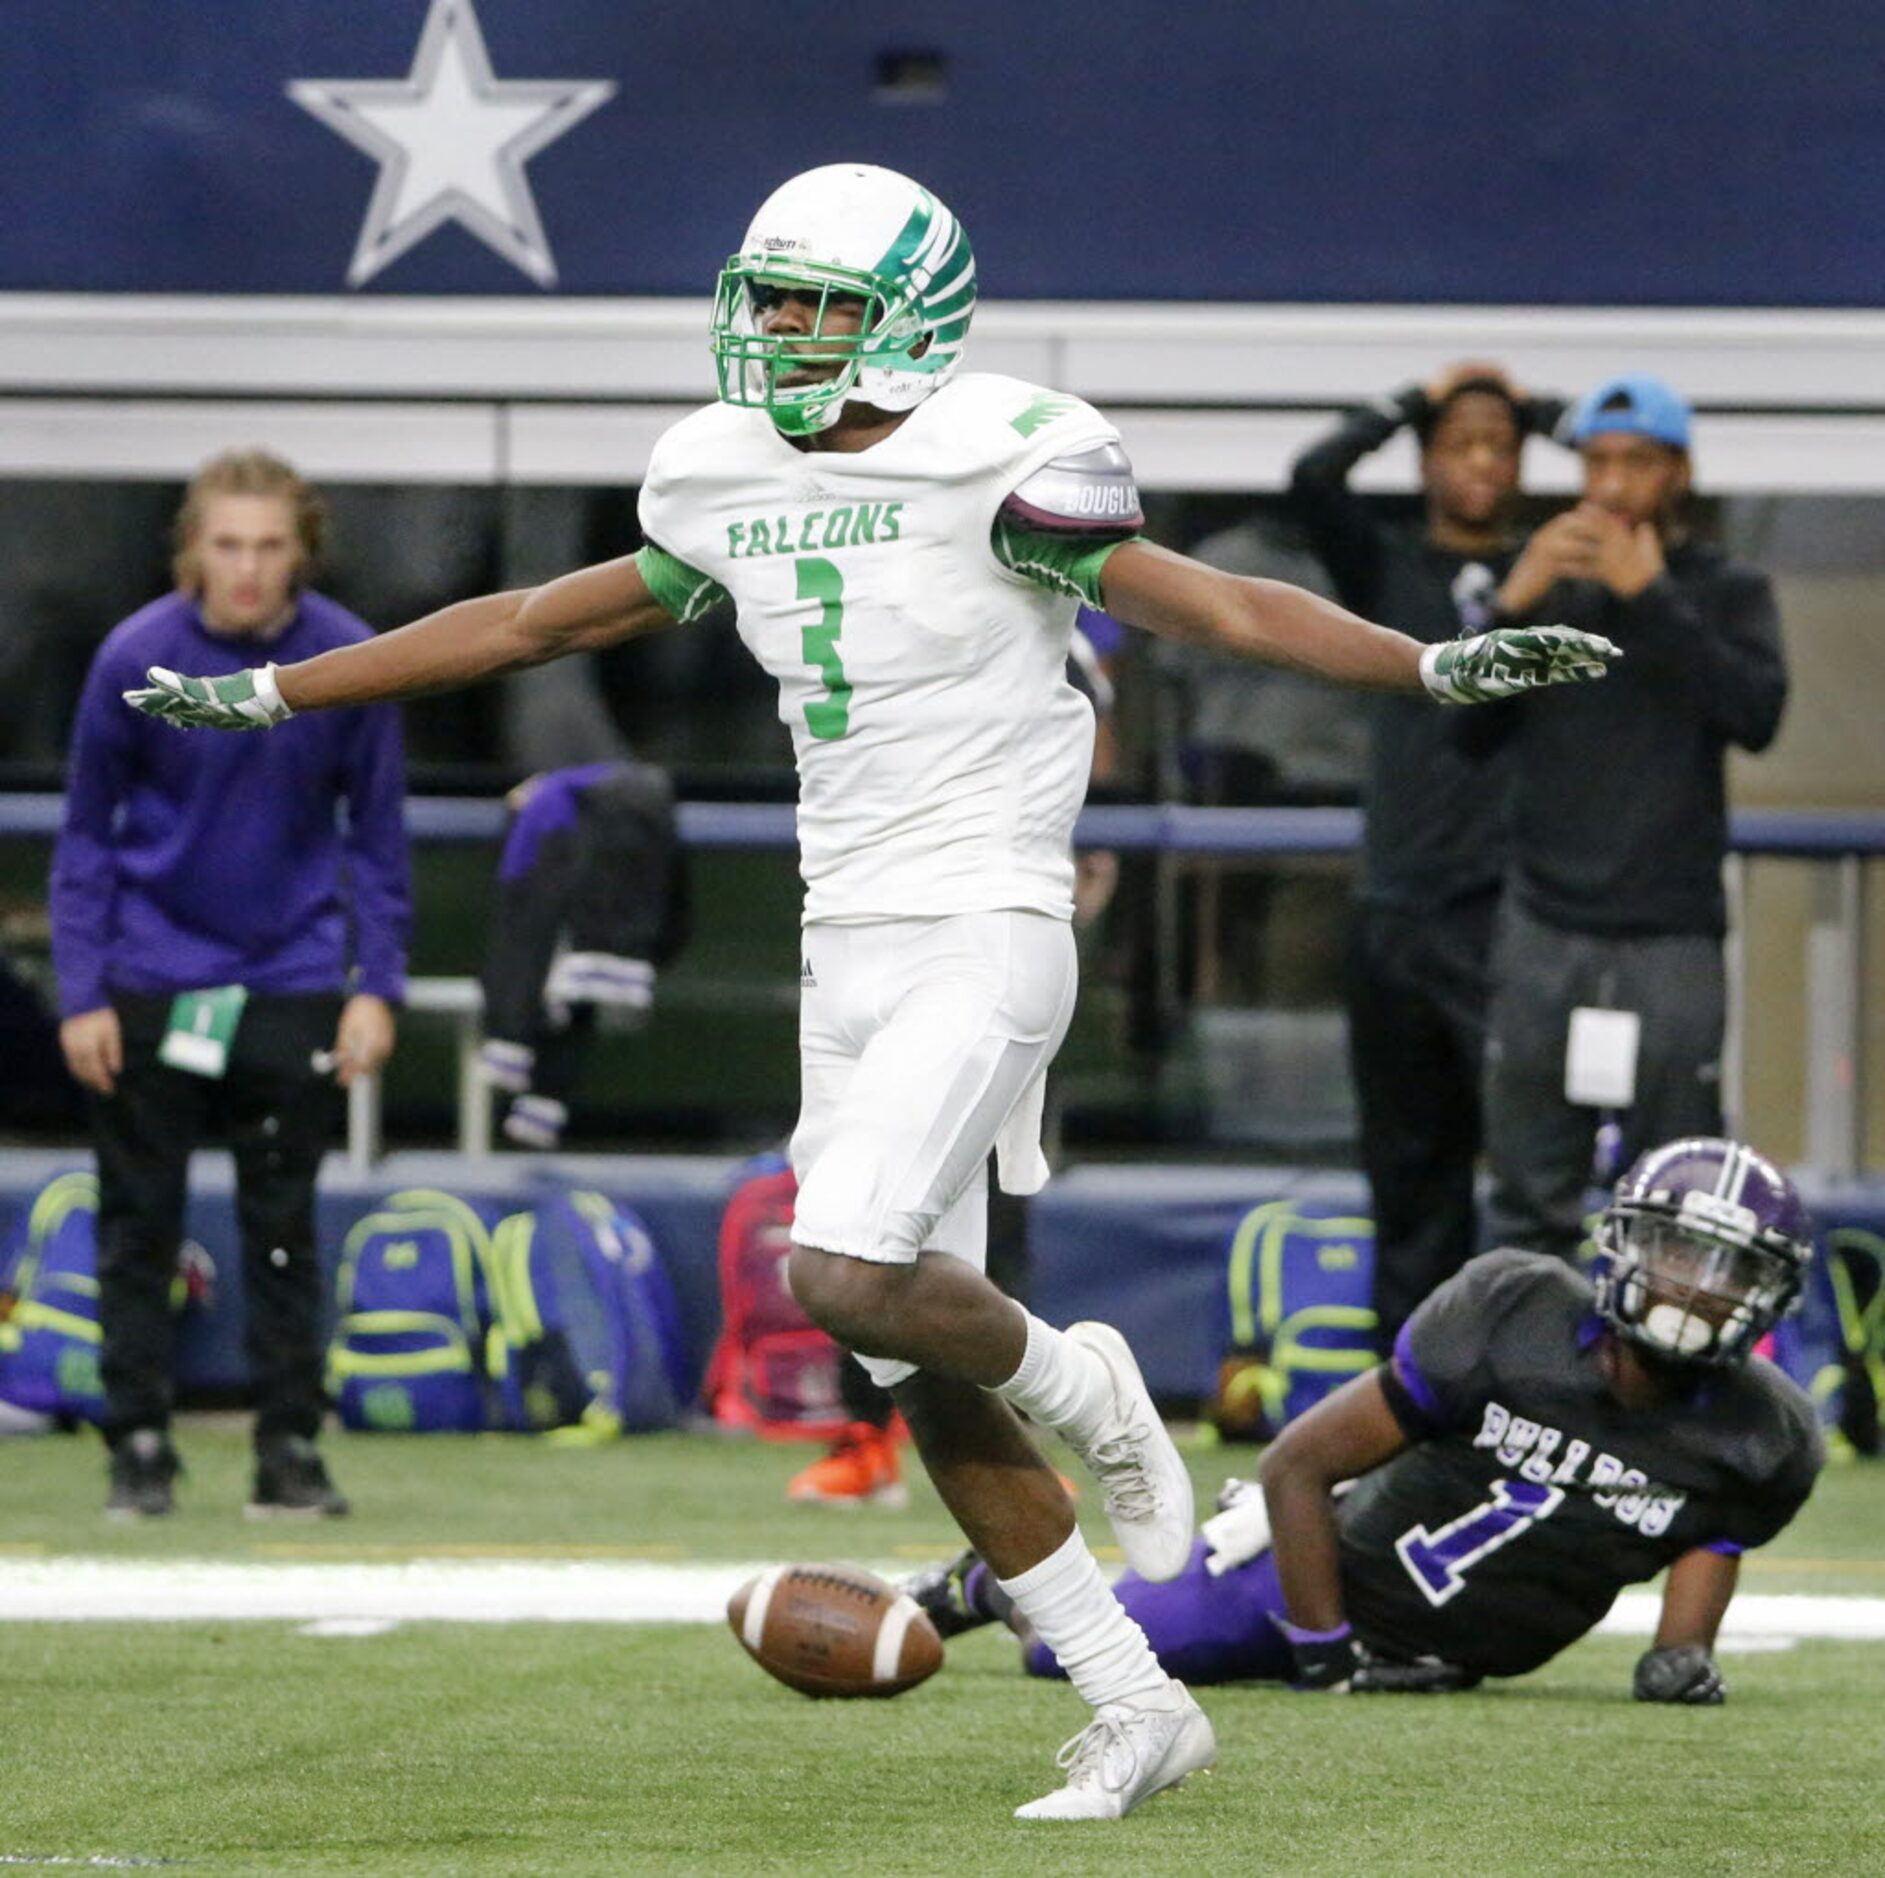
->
[1, 1562, 1882, 1643]
[1600, 1592, 1885, 1642]
[298, 1618, 401, 1639]
[874, 1593, 920, 1682]
[0, 1559, 756, 1624]
[0, 1558, 898, 1625]
[0, 1858, 174, 1869]
[740, 1564, 785, 1651]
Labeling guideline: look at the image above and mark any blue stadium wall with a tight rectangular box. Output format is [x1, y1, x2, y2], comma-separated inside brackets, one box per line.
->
[0, 0, 1878, 304]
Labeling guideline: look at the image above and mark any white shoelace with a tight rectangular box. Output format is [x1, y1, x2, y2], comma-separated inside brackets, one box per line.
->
[1086, 1423, 1158, 1520]
[1053, 1711, 1136, 1795]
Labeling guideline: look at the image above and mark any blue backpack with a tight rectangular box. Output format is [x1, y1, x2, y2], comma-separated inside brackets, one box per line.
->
[326, 1189, 499, 1432]
[0, 1171, 106, 1424]
[1213, 1198, 1379, 1439]
[487, 1190, 688, 1436]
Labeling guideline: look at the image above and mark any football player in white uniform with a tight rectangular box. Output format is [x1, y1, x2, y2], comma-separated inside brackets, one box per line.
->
[129, 163, 1618, 1821]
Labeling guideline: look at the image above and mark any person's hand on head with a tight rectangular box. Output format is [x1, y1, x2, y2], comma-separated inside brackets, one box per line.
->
[60, 1007, 123, 1097]
[1423, 359, 1517, 406]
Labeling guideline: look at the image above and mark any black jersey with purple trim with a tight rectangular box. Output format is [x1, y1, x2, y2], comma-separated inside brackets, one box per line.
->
[1334, 1249, 1822, 1677]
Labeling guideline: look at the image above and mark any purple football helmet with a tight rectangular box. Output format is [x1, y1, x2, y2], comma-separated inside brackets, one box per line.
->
[1592, 1137, 1813, 1368]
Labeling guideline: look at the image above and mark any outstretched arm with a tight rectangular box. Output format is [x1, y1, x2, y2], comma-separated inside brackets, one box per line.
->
[1102, 538, 1423, 690]
[127, 553, 680, 725]
[1098, 538, 1617, 705]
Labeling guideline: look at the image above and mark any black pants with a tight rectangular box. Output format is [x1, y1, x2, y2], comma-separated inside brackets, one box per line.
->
[90, 991, 341, 1448]
[1346, 893, 1497, 1354]
[1483, 899, 1725, 1264]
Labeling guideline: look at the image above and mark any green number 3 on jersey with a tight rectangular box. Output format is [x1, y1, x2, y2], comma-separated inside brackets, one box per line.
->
[797, 557, 852, 740]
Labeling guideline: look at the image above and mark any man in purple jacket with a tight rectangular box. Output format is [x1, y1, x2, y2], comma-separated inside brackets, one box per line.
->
[50, 449, 409, 1519]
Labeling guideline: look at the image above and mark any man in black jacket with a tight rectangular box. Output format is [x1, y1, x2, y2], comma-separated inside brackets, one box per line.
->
[1461, 374, 1787, 1261]
[1290, 363, 1558, 1348]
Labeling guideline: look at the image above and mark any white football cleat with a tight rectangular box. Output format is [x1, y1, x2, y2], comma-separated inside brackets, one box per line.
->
[1015, 1686, 1216, 1821]
[1065, 1320, 1194, 1582]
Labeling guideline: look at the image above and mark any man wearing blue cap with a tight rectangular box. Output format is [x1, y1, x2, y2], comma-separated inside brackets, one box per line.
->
[1458, 374, 1787, 1263]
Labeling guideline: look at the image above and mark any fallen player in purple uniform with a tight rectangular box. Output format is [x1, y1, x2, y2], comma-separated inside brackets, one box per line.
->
[910, 1137, 1823, 1704]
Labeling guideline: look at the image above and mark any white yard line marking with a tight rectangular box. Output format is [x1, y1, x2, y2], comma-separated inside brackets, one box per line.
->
[1, 1559, 1882, 1643]
[0, 1557, 898, 1625]
[1600, 1591, 1885, 1643]
[0, 1859, 177, 1869]
[0, 1558, 753, 1623]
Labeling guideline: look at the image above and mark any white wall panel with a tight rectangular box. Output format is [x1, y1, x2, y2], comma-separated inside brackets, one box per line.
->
[3, 298, 1884, 492]
[5, 397, 1884, 495]
[4, 295, 1884, 408]
[0, 400, 498, 482]
[503, 404, 697, 485]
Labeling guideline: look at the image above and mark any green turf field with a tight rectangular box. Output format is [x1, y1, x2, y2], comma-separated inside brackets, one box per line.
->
[3, 1425, 1883, 1875]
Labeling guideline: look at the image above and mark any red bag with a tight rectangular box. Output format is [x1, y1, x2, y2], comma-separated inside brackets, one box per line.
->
[701, 1164, 849, 1440]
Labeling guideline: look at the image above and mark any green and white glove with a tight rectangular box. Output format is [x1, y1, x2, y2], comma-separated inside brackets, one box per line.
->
[123, 662, 294, 730]
[1419, 625, 1620, 706]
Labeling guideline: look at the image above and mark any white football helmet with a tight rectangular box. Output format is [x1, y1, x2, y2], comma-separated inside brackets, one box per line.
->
[709, 164, 976, 437]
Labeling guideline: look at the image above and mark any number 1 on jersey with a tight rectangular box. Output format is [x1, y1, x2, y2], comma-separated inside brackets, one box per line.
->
[1394, 1477, 1565, 1607]
[796, 557, 851, 740]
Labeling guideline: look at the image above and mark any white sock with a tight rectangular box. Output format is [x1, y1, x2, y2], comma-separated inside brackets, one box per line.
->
[994, 1313, 1113, 1441]
[998, 1528, 1176, 1711]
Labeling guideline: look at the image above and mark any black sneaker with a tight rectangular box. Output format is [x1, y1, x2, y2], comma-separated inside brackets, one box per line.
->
[106, 1429, 180, 1519]
[901, 1548, 999, 1639]
[247, 1436, 351, 1519]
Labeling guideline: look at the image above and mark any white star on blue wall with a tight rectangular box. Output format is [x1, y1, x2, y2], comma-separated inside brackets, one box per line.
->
[288, 0, 616, 288]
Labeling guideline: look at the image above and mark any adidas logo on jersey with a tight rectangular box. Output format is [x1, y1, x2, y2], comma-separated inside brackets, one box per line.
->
[799, 957, 817, 989]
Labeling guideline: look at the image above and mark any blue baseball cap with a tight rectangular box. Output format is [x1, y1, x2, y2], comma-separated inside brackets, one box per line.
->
[1566, 373, 1692, 450]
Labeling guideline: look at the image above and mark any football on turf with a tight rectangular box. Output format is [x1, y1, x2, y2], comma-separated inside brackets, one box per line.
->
[727, 1562, 943, 1698]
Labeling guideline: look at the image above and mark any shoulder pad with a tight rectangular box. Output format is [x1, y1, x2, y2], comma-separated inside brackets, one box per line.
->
[999, 441, 1144, 538]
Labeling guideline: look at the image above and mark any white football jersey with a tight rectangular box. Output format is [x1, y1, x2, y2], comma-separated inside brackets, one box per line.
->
[638, 374, 1122, 923]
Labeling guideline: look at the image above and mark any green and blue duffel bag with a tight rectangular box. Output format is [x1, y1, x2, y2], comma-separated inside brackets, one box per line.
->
[486, 1190, 688, 1437]
[0, 1171, 108, 1424]
[1212, 1197, 1379, 1441]
[326, 1188, 499, 1432]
